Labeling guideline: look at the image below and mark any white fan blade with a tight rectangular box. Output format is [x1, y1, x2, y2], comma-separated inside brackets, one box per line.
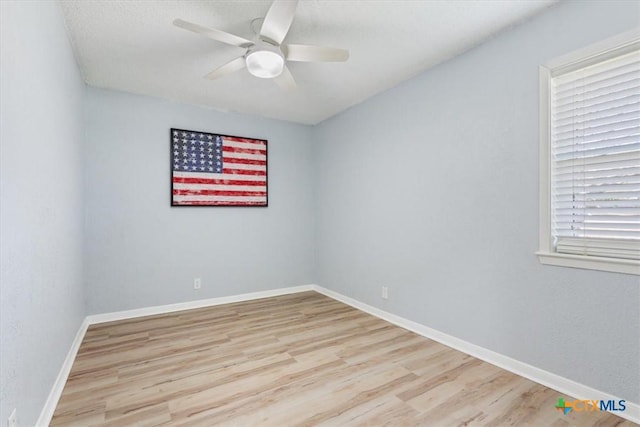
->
[174, 19, 253, 48]
[274, 65, 296, 90]
[260, 0, 298, 45]
[283, 44, 349, 62]
[204, 57, 246, 80]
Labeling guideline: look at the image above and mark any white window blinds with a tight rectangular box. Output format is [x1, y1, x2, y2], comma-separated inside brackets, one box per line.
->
[550, 46, 640, 260]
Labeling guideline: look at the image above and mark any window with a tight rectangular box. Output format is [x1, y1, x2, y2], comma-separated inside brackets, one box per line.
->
[538, 30, 640, 275]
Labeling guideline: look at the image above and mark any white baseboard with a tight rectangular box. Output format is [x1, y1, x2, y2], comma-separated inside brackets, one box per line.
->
[36, 317, 90, 426]
[38, 284, 639, 425]
[311, 285, 639, 425]
[86, 285, 315, 325]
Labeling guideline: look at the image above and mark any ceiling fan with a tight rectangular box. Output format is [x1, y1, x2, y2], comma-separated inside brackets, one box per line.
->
[174, 0, 349, 90]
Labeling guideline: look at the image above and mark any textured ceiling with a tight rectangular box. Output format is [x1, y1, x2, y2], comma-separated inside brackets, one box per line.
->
[59, 0, 556, 125]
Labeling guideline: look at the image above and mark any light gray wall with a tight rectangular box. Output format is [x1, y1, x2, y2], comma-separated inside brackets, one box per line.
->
[313, 0, 640, 404]
[0, 1, 86, 425]
[84, 88, 315, 314]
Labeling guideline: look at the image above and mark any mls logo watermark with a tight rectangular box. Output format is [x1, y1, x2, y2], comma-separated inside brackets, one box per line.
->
[555, 397, 626, 415]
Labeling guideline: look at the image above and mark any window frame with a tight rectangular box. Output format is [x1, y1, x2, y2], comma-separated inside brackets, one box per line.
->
[537, 29, 640, 276]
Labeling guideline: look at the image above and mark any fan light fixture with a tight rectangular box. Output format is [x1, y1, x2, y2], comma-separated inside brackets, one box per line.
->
[246, 49, 284, 78]
[174, 0, 350, 89]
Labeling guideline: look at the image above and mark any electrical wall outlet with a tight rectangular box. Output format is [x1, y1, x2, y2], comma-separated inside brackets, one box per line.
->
[193, 278, 201, 290]
[381, 286, 388, 300]
[7, 408, 17, 427]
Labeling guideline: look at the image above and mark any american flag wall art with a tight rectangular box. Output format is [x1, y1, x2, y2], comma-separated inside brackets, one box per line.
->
[171, 128, 268, 206]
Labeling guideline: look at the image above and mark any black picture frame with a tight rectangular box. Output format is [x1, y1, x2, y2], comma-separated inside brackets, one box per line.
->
[170, 128, 268, 207]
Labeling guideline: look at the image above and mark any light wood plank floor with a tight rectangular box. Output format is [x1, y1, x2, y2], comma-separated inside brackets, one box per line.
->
[52, 292, 635, 426]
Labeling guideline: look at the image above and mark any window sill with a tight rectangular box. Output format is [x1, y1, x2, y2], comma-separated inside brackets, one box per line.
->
[536, 251, 640, 276]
